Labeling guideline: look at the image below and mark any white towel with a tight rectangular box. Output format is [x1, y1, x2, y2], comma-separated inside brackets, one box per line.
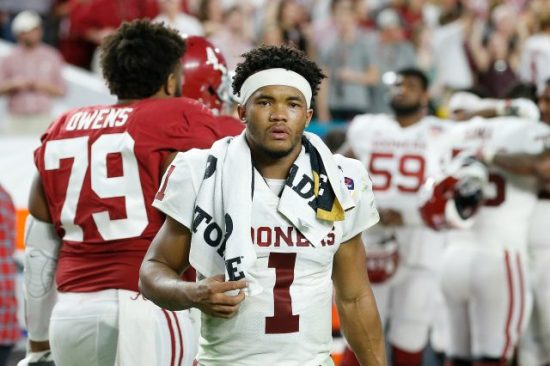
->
[188, 131, 355, 296]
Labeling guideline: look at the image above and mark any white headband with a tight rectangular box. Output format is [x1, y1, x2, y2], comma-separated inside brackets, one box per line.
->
[240, 68, 312, 108]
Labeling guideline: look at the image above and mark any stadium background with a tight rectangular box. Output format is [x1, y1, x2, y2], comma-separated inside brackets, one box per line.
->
[0, 0, 548, 364]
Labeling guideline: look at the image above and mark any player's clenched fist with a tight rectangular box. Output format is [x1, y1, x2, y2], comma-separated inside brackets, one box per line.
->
[191, 274, 247, 319]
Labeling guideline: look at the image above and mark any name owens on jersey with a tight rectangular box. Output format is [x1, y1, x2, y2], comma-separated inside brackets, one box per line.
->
[34, 97, 220, 292]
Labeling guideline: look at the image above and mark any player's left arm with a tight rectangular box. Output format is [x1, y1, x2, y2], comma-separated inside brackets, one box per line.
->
[484, 123, 550, 181]
[491, 149, 550, 182]
[332, 233, 386, 366]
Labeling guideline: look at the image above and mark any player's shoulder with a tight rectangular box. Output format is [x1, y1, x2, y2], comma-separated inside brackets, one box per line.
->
[421, 115, 454, 127]
[215, 115, 245, 137]
[172, 147, 210, 170]
[420, 116, 456, 134]
[333, 155, 370, 187]
[348, 113, 394, 137]
[139, 97, 213, 116]
[350, 113, 392, 127]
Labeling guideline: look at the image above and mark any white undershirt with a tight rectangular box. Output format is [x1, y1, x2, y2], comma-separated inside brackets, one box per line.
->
[264, 178, 286, 196]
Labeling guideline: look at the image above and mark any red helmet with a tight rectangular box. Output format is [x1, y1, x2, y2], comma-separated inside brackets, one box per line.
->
[181, 36, 231, 113]
[366, 235, 400, 284]
[419, 156, 488, 231]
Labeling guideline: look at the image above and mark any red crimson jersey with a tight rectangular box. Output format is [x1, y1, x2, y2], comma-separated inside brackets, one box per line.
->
[215, 115, 245, 137]
[34, 97, 219, 293]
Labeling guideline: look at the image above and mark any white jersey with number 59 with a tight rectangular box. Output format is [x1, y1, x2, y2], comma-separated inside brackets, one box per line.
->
[347, 114, 454, 267]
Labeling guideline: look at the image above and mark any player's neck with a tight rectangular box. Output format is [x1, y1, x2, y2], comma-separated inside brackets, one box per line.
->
[117, 90, 173, 105]
[396, 111, 424, 128]
[252, 146, 302, 180]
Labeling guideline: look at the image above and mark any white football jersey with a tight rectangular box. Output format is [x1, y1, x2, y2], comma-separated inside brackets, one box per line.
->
[528, 185, 550, 249]
[347, 114, 454, 267]
[153, 148, 379, 366]
[447, 117, 550, 253]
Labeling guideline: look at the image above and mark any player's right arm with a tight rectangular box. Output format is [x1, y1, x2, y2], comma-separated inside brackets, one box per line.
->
[139, 216, 247, 318]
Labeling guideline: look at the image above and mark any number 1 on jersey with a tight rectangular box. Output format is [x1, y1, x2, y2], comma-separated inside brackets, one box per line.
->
[266, 252, 299, 334]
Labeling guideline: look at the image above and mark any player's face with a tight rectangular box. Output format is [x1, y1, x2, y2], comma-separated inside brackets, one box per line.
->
[241, 85, 313, 160]
[389, 76, 427, 116]
[538, 85, 550, 124]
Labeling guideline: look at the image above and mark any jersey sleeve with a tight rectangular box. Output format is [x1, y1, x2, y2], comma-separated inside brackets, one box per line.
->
[339, 157, 380, 242]
[186, 103, 222, 149]
[152, 150, 207, 229]
[154, 98, 219, 151]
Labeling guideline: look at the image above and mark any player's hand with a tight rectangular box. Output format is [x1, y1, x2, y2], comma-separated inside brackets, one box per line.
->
[378, 209, 404, 227]
[17, 350, 55, 366]
[496, 99, 540, 121]
[191, 274, 247, 319]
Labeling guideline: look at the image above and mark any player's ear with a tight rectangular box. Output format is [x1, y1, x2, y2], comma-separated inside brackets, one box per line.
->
[237, 104, 246, 122]
[165, 72, 177, 97]
[305, 109, 313, 128]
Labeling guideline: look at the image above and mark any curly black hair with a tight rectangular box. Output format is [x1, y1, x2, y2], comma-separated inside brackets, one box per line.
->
[232, 45, 326, 102]
[397, 67, 429, 91]
[100, 19, 185, 99]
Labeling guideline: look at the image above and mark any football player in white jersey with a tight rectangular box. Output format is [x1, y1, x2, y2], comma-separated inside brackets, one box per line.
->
[139, 45, 385, 366]
[424, 106, 550, 366]
[487, 79, 550, 366]
[342, 68, 453, 366]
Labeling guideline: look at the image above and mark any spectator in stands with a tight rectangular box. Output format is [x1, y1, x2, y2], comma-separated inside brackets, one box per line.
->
[54, 0, 96, 69]
[154, 0, 204, 36]
[260, 23, 284, 46]
[383, 0, 425, 41]
[368, 8, 417, 113]
[430, 0, 474, 97]
[316, 0, 378, 122]
[0, 184, 19, 366]
[197, 0, 224, 37]
[519, 13, 550, 93]
[0, 11, 65, 135]
[76, 0, 158, 46]
[467, 4, 525, 98]
[208, 5, 253, 70]
[311, 0, 359, 57]
[0, 0, 53, 42]
[275, 0, 313, 57]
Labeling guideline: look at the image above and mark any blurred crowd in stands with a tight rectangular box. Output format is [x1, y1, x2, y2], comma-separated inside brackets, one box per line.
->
[0, 0, 549, 126]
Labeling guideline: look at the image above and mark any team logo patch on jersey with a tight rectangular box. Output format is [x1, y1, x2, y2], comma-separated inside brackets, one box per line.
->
[344, 177, 354, 190]
[429, 125, 444, 137]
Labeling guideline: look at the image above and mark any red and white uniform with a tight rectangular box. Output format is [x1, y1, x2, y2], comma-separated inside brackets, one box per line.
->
[34, 97, 220, 366]
[347, 114, 453, 352]
[519, 184, 550, 366]
[153, 148, 379, 366]
[440, 117, 550, 360]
